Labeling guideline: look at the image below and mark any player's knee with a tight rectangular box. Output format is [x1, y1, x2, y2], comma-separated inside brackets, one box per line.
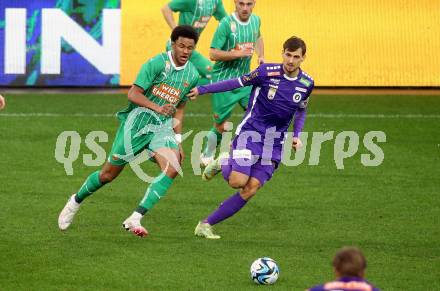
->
[99, 171, 117, 184]
[165, 166, 178, 179]
[214, 122, 223, 132]
[228, 176, 247, 189]
[240, 180, 260, 199]
[240, 187, 257, 200]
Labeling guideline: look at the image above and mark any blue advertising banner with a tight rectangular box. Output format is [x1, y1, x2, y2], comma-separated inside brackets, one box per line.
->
[0, 0, 120, 86]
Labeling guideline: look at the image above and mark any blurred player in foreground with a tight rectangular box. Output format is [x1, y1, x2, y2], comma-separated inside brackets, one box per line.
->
[200, 0, 264, 166]
[161, 0, 227, 85]
[0, 94, 5, 110]
[187, 36, 313, 239]
[58, 25, 200, 237]
[307, 247, 381, 291]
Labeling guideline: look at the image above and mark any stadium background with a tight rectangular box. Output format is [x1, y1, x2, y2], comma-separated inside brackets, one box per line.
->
[1, 0, 439, 87]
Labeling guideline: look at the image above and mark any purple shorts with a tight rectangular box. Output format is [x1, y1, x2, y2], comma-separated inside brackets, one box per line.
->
[221, 157, 275, 186]
[221, 134, 278, 186]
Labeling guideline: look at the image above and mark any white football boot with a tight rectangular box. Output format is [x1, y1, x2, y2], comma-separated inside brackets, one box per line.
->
[202, 152, 229, 181]
[194, 221, 221, 239]
[122, 213, 148, 238]
[58, 194, 81, 231]
[200, 153, 215, 168]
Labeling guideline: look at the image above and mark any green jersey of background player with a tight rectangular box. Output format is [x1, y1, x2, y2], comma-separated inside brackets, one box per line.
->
[58, 26, 200, 238]
[162, 0, 227, 85]
[200, 0, 264, 166]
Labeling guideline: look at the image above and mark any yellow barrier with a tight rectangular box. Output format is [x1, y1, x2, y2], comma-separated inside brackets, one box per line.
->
[121, 0, 440, 86]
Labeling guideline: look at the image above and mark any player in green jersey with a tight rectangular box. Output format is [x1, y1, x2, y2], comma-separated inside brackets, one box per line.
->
[200, 0, 264, 166]
[58, 26, 200, 238]
[162, 0, 228, 85]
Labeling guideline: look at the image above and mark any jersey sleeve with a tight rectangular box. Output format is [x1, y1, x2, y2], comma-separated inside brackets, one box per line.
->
[210, 19, 229, 49]
[168, 0, 194, 12]
[213, 0, 228, 21]
[298, 80, 314, 109]
[239, 66, 263, 87]
[133, 57, 163, 91]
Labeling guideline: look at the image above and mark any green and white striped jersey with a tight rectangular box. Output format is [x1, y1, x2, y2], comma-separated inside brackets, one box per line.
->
[117, 51, 199, 128]
[168, 0, 227, 36]
[211, 13, 261, 82]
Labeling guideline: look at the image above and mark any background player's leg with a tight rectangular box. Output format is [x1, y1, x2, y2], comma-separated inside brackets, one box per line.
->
[201, 92, 236, 165]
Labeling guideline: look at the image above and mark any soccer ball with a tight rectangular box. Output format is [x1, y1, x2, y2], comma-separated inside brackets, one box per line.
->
[250, 257, 280, 285]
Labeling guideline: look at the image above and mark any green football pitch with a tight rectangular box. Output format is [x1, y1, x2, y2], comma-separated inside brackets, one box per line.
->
[0, 92, 439, 290]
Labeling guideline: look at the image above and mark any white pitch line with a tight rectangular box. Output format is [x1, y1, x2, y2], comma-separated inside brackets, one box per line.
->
[0, 113, 440, 118]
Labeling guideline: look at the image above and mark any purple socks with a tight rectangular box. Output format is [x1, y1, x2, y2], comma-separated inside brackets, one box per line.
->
[206, 192, 247, 225]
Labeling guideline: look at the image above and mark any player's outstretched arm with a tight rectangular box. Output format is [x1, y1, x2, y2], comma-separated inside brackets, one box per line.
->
[292, 109, 307, 151]
[187, 78, 243, 100]
[209, 48, 253, 62]
[256, 36, 265, 65]
[161, 3, 177, 30]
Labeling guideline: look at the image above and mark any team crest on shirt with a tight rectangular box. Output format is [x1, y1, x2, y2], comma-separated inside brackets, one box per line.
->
[293, 92, 302, 103]
[230, 21, 237, 33]
[165, 61, 171, 74]
[267, 87, 277, 100]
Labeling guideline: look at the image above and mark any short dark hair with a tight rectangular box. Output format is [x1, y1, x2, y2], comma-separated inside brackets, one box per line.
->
[283, 36, 306, 55]
[171, 25, 199, 44]
[332, 247, 367, 278]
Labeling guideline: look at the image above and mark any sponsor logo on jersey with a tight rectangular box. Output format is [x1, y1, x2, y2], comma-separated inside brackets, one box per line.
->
[270, 78, 280, 84]
[323, 281, 373, 291]
[235, 42, 254, 51]
[267, 71, 280, 76]
[194, 16, 211, 28]
[295, 86, 307, 93]
[152, 83, 181, 104]
[299, 77, 311, 87]
[293, 92, 302, 103]
[183, 81, 189, 87]
[267, 87, 277, 100]
[242, 70, 259, 83]
[266, 65, 281, 70]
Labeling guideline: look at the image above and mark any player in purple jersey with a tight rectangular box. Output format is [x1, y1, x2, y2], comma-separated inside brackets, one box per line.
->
[307, 247, 381, 291]
[187, 36, 314, 239]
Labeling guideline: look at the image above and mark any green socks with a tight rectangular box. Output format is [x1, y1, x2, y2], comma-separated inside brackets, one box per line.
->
[74, 171, 174, 214]
[75, 170, 103, 203]
[138, 174, 174, 212]
[202, 127, 222, 157]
